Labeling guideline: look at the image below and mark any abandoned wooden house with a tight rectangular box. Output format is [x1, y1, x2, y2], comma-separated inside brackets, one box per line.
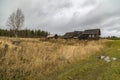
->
[79, 29, 101, 39]
[63, 29, 101, 39]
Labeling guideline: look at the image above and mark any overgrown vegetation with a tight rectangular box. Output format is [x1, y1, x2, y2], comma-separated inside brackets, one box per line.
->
[0, 38, 120, 80]
[0, 37, 104, 80]
[56, 40, 120, 80]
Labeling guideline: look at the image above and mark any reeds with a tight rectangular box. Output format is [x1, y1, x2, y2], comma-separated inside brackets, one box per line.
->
[0, 37, 105, 79]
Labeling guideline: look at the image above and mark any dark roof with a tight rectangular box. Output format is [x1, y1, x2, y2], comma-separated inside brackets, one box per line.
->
[74, 31, 83, 34]
[82, 29, 101, 35]
[73, 31, 83, 37]
[63, 29, 101, 39]
[63, 31, 83, 38]
[63, 32, 74, 38]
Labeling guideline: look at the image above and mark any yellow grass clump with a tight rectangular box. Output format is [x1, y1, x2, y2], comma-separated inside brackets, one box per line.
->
[0, 37, 105, 79]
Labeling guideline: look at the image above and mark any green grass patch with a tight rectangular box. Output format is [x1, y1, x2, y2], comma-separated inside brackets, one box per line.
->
[46, 40, 120, 80]
[0, 40, 120, 80]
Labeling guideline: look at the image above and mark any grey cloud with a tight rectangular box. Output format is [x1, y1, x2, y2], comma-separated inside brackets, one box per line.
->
[0, 0, 120, 36]
[60, 0, 120, 34]
[81, 0, 97, 7]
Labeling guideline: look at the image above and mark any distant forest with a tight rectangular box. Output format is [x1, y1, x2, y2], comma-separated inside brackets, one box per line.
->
[0, 29, 48, 38]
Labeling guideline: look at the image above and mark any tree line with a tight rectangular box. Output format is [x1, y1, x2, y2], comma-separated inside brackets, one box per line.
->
[0, 29, 48, 38]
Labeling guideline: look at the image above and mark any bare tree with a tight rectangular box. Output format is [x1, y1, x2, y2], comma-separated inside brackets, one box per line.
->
[7, 8, 24, 37]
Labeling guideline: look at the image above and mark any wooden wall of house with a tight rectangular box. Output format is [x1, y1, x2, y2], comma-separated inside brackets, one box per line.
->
[79, 34, 100, 40]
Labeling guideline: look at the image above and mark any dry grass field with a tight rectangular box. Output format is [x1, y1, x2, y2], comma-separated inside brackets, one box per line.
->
[0, 37, 106, 80]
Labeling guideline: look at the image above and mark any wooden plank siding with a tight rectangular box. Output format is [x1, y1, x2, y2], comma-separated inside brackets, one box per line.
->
[63, 29, 101, 40]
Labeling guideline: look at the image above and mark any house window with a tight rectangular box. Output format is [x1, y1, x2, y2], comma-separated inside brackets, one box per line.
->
[92, 35, 94, 38]
[89, 35, 91, 38]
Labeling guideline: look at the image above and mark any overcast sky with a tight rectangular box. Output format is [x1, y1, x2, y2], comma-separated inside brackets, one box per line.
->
[0, 0, 120, 36]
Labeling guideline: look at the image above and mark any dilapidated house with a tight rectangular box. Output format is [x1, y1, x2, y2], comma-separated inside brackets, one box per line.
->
[63, 29, 101, 39]
[79, 29, 101, 39]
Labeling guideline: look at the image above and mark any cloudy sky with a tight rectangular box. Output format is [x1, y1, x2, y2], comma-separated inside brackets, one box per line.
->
[0, 0, 120, 36]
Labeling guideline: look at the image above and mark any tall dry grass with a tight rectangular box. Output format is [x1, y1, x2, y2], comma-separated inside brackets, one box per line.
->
[0, 37, 105, 79]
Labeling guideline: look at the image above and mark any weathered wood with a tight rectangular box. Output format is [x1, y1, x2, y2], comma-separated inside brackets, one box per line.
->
[63, 29, 101, 40]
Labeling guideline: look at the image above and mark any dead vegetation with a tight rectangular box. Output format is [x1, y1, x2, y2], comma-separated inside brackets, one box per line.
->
[0, 37, 105, 80]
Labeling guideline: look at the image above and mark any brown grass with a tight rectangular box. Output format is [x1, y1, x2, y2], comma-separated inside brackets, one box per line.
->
[0, 37, 105, 79]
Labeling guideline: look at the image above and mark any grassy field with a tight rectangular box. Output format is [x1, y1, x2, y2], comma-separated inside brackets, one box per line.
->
[0, 37, 120, 80]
